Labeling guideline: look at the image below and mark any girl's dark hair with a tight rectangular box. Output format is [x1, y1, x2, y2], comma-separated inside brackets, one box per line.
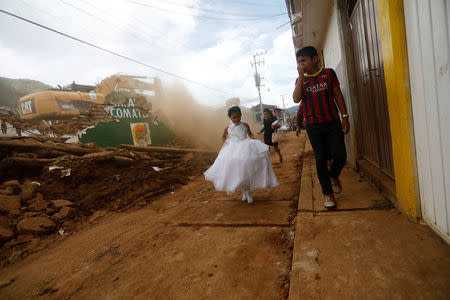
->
[228, 106, 242, 117]
[296, 46, 318, 58]
[263, 108, 273, 115]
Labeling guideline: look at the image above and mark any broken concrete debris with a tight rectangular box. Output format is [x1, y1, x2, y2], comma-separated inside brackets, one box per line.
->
[0, 196, 21, 213]
[19, 181, 39, 202]
[17, 217, 57, 235]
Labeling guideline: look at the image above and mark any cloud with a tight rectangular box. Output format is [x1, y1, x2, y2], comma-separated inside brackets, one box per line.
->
[0, 0, 294, 108]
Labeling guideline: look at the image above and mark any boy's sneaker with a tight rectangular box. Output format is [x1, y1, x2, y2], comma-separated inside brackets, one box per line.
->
[324, 194, 336, 209]
[331, 177, 342, 194]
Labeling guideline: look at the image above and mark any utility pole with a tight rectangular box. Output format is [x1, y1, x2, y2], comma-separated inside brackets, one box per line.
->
[251, 51, 267, 123]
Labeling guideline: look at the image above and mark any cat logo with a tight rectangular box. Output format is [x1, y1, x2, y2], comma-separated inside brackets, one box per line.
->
[20, 99, 35, 115]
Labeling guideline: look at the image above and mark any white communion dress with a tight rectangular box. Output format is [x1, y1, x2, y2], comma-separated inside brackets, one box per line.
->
[204, 121, 279, 193]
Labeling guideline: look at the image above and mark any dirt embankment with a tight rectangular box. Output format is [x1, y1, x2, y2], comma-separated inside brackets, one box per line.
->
[0, 137, 214, 266]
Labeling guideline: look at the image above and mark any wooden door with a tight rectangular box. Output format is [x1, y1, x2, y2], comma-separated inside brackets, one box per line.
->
[350, 0, 395, 178]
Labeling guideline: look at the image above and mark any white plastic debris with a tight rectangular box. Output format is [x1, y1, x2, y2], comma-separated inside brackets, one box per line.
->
[31, 181, 41, 186]
[65, 126, 96, 143]
[58, 228, 65, 236]
[152, 166, 162, 172]
[49, 166, 64, 171]
[61, 168, 71, 177]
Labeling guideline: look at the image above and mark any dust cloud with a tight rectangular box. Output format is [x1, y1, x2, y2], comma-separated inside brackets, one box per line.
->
[151, 83, 260, 151]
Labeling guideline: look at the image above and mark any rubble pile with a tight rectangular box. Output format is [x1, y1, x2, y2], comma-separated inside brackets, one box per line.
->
[0, 136, 214, 265]
[45, 103, 118, 136]
[0, 103, 120, 137]
[1, 102, 158, 138]
[0, 108, 41, 136]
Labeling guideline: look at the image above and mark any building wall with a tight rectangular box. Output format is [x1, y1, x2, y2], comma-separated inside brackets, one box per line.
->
[321, 0, 358, 167]
[377, 0, 420, 218]
[403, 0, 450, 243]
[322, 4, 341, 69]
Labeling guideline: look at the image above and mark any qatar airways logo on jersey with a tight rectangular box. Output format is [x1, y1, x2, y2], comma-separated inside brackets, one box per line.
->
[306, 82, 328, 93]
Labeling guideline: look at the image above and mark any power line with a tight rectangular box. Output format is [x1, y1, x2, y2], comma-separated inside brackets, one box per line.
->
[76, 0, 177, 49]
[158, 0, 281, 8]
[140, 0, 286, 17]
[56, 0, 179, 55]
[0, 8, 255, 101]
[222, 0, 281, 6]
[275, 19, 291, 29]
[127, 0, 287, 21]
[22, 0, 181, 57]
[19, 0, 99, 42]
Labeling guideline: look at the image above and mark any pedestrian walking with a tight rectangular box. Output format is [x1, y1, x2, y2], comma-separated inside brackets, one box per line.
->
[259, 108, 283, 163]
[204, 106, 279, 204]
[293, 46, 350, 208]
[1, 119, 7, 134]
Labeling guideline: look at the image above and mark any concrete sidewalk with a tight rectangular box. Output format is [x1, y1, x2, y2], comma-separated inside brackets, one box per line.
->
[289, 135, 450, 299]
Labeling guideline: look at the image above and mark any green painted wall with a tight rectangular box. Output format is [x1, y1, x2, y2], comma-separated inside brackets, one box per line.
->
[79, 99, 174, 147]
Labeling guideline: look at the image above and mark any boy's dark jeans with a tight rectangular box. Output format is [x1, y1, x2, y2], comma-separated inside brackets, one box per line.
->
[305, 119, 347, 195]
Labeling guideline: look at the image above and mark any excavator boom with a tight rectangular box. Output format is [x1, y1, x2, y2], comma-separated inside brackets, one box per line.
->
[94, 74, 155, 96]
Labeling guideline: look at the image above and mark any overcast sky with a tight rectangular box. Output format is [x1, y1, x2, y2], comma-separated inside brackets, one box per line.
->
[0, 0, 298, 108]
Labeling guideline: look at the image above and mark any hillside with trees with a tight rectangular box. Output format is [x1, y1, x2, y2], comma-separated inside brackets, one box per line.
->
[0, 76, 52, 109]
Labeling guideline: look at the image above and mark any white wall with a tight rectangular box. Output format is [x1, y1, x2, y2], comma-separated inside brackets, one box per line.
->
[322, 2, 341, 69]
[404, 0, 450, 243]
[321, 0, 357, 167]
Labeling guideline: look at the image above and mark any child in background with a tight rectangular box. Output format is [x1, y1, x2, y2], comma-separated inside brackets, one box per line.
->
[259, 108, 283, 163]
[204, 106, 279, 203]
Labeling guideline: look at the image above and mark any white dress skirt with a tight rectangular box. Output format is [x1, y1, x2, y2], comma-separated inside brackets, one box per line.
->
[204, 122, 279, 193]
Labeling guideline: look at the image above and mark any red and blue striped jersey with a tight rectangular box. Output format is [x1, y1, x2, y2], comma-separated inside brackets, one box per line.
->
[296, 101, 304, 129]
[299, 68, 340, 125]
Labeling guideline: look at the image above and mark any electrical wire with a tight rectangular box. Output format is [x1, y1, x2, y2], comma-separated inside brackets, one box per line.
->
[275, 19, 291, 29]
[56, 0, 180, 55]
[127, 0, 287, 21]
[19, 0, 99, 42]
[76, 0, 177, 49]
[140, 0, 286, 17]
[221, 0, 281, 6]
[0, 8, 256, 101]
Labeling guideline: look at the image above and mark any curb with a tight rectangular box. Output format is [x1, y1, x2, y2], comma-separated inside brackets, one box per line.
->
[288, 136, 321, 299]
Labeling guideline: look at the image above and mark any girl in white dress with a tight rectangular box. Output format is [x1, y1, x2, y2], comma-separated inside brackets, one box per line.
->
[204, 106, 279, 203]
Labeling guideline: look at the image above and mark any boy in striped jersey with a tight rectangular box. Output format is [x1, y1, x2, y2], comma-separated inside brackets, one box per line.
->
[293, 46, 350, 208]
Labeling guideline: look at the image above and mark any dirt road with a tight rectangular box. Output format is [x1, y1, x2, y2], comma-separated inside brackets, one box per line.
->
[0, 133, 305, 299]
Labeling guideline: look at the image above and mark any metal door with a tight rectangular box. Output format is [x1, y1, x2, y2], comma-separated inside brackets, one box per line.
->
[350, 0, 395, 178]
[404, 0, 450, 243]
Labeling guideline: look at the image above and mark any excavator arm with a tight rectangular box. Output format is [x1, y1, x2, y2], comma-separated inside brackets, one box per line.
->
[94, 74, 155, 96]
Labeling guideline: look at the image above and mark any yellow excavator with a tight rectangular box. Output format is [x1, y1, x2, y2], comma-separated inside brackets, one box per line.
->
[18, 74, 159, 121]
